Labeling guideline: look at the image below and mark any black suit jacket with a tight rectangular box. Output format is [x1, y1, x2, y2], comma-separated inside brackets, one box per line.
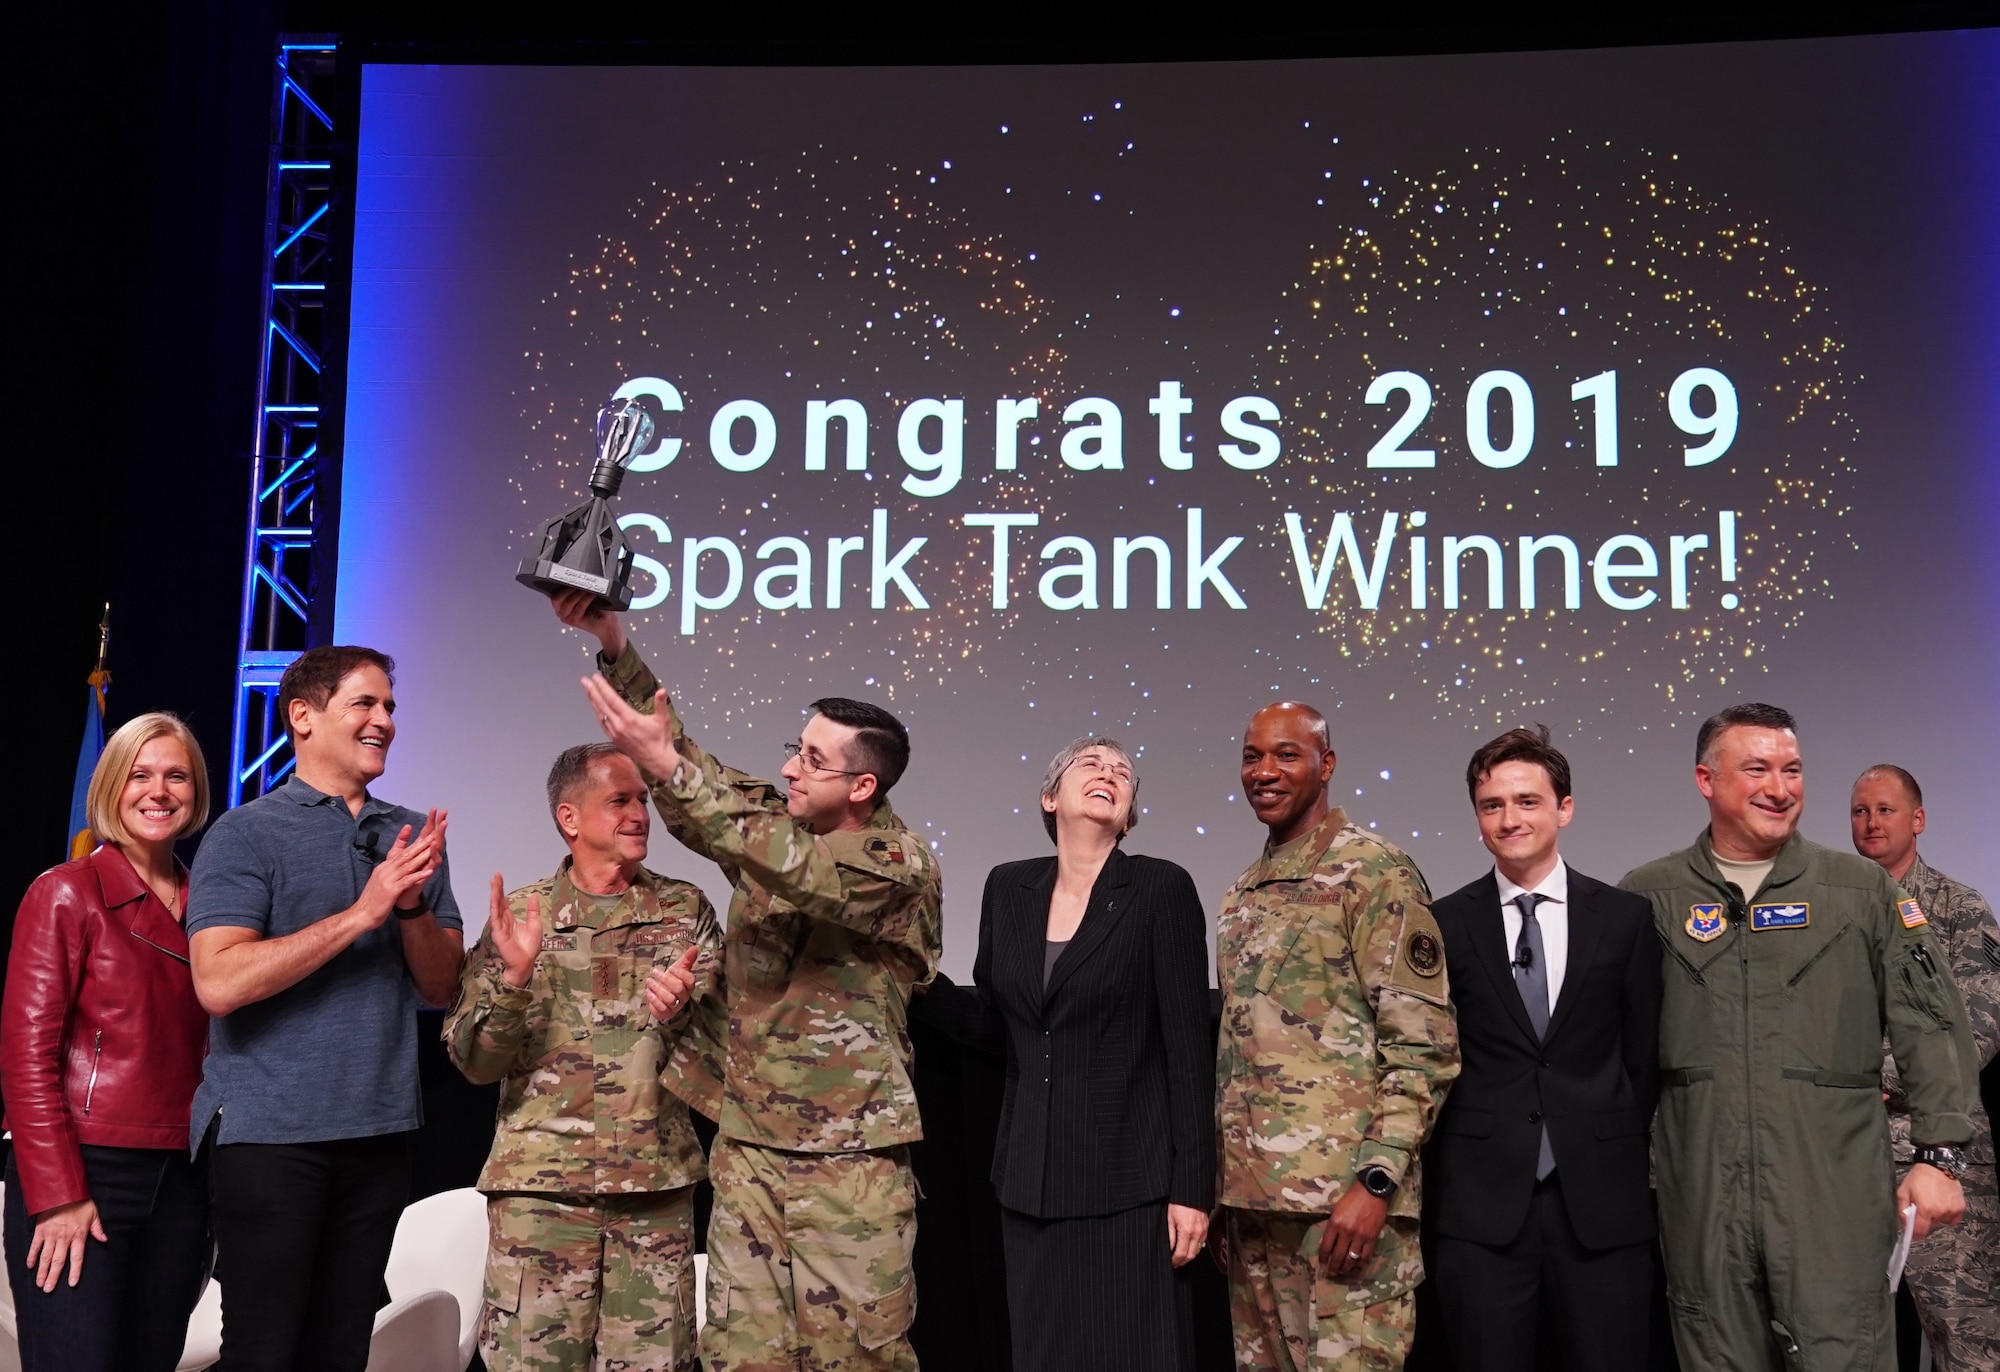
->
[947, 848, 1215, 1219]
[1427, 865, 1662, 1250]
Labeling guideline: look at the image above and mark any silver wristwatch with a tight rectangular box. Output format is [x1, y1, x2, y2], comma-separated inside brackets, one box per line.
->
[1912, 1145, 1969, 1179]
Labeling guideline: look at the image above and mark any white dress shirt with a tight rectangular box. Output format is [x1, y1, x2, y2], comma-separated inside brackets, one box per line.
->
[1496, 857, 1570, 1006]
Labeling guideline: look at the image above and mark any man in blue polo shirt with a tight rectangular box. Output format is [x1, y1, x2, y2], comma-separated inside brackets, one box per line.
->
[188, 646, 464, 1372]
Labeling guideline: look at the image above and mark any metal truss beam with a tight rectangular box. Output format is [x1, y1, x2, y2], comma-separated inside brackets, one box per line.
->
[230, 38, 337, 807]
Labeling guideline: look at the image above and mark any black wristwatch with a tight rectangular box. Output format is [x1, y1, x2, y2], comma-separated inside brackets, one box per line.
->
[1912, 1145, 1969, 1179]
[395, 902, 429, 922]
[1356, 1165, 1398, 1199]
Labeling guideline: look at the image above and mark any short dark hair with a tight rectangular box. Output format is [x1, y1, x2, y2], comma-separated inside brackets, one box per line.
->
[1859, 764, 1923, 808]
[1466, 724, 1572, 804]
[546, 742, 628, 818]
[1696, 703, 1797, 766]
[279, 646, 395, 741]
[808, 697, 911, 796]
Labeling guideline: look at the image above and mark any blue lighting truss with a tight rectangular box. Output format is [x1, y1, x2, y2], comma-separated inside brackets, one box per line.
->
[229, 38, 338, 807]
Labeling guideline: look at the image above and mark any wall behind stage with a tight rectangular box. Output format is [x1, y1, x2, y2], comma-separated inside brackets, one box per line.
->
[337, 33, 1999, 971]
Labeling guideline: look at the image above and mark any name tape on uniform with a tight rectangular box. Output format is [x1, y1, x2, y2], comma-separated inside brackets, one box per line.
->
[1750, 902, 1810, 931]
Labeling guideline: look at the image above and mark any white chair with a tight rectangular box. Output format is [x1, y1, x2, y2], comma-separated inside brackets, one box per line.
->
[179, 1277, 463, 1372]
[366, 1289, 460, 1372]
[175, 1276, 223, 1371]
[382, 1187, 487, 1372]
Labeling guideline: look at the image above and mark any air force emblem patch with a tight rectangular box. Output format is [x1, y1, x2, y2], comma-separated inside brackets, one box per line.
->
[1751, 902, 1810, 930]
[1898, 898, 1927, 929]
[1686, 904, 1727, 942]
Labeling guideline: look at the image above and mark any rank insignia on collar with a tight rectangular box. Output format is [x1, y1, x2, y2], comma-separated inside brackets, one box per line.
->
[1898, 898, 1927, 928]
[1686, 904, 1727, 942]
[865, 836, 905, 864]
[1750, 902, 1810, 930]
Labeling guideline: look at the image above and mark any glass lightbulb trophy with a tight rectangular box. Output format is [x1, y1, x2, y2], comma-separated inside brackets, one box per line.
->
[515, 396, 656, 610]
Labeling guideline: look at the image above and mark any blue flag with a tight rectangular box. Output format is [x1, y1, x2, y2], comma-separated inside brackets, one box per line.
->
[68, 671, 108, 860]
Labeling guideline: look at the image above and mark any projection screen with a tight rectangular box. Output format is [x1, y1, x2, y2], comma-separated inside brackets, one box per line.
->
[336, 32, 2000, 972]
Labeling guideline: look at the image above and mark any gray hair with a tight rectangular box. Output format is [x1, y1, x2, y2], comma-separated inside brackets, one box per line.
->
[1039, 735, 1140, 844]
[546, 742, 628, 821]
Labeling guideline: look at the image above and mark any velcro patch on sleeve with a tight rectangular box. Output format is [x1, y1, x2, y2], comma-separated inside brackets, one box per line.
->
[1898, 898, 1927, 929]
[864, 836, 906, 865]
[1387, 909, 1450, 1003]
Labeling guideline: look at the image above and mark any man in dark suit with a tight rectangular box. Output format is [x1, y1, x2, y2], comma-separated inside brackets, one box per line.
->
[1425, 726, 1662, 1371]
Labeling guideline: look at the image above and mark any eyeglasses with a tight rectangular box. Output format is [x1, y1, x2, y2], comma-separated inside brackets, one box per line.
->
[1067, 754, 1135, 786]
[782, 740, 870, 779]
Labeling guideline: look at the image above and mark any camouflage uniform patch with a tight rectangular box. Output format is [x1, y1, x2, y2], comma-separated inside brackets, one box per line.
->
[1214, 809, 1459, 1314]
[479, 1189, 697, 1372]
[1225, 1207, 1415, 1372]
[702, 1138, 918, 1372]
[1882, 856, 1999, 1372]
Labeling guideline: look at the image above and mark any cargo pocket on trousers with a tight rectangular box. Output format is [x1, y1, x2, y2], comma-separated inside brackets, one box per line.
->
[485, 1249, 524, 1315]
[856, 1275, 916, 1351]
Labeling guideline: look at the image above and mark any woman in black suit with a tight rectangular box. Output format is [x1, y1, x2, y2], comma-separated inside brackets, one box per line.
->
[963, 735, 1216, 1371]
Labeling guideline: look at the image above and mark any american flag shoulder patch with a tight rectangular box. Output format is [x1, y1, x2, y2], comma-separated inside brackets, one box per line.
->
[1898, 898, 1927, 929]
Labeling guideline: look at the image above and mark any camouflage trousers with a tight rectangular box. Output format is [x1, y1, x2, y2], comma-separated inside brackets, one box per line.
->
[702, 1137, 918, 1372]
[479, 1188, 698, 1372]
[1225, 1207, 1416, 1372]
[1899, 1161, 1998, 1372]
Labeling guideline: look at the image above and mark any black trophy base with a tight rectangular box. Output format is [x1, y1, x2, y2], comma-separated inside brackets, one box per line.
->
[516, 558, 634, 612]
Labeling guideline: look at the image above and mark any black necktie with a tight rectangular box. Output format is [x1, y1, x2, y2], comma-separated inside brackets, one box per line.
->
[1513, 891, 1556, 1179]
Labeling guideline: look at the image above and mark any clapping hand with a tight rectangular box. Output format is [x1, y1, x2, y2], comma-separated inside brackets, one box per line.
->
[487, 875, 543, 988]
[645, 945, 701, 1021]
[362, 811, 445, 926]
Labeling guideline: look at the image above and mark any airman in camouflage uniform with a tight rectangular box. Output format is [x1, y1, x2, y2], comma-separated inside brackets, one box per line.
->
[446, 743, 721, 1372]
[564, 594, 942, 1372]
[1852, 767, 1999, 1372]
[1215, 703, 1460, 1372]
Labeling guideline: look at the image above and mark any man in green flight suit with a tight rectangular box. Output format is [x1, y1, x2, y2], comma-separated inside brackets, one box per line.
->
[1621, 703, 1979, 1371]
[446, 742, 722, 1372]
[555, 590, 943, 1372]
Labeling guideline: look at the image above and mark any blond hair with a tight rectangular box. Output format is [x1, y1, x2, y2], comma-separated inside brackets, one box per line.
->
[86, 712, 210, 848]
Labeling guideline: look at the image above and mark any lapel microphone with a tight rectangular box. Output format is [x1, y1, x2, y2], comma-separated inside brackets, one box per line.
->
[1512, 944, 1535, 972]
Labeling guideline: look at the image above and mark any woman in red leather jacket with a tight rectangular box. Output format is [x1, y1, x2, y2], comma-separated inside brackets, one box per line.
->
[2, 712, 214, 1372]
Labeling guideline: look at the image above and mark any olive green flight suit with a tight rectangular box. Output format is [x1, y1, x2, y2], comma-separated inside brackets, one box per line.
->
[1622, 831, 1979, 1372]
